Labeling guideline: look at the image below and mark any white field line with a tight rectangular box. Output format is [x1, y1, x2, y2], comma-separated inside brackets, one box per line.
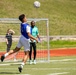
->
[30, 68, 76, 71]
[0, 58, 76, 66]
[14, 74, 30, 75]
[0, 62, 21, 66]
[0, 68, 76, 70]
[50, 58, 76, 62]
[0, 64, 9, 66]
[0, 58, 76, 63]
[48, 72, 69, 75]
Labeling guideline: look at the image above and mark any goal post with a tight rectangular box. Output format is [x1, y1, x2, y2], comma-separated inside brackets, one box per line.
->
[0, 18, 50, 62]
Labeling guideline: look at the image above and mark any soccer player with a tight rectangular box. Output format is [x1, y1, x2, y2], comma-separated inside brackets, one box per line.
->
[0, 14, 38, 73]
[29, 21, 40, 64]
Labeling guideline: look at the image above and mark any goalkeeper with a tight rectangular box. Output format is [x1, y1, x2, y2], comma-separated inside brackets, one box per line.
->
[29, 21, 40, 64]
[1, 14, 38, 73]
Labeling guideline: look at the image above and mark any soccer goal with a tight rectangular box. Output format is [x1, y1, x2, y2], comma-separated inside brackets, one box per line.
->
[0, 18, 50, 62]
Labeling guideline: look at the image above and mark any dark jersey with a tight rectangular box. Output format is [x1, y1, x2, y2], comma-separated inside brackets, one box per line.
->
[5, 33, 12, 41]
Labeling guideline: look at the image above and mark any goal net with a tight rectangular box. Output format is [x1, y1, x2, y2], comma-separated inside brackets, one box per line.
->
[0, 18, 50, 62]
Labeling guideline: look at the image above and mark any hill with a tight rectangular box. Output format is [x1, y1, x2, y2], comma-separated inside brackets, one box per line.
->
[0, 0, 76, 35]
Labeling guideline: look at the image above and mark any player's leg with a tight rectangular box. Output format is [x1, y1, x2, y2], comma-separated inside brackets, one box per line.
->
[10, 40, 12, 49]
[1, 47, 20, 62]
[29, 43, 32, 60]
[7, 41, 10, 52]
[32, 42, 36, 64]
[1, 37, 22, 62]
[7, 40, 12, 52]
[14, 52, 18, 61]
[18, 51, 29, 72]
[18, 37, 30, 72]
[29, 43, 33, 64]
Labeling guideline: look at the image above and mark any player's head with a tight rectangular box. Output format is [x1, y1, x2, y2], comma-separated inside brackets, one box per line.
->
[7, 29, 10, 33]
[31, 21, 35, 28]
[19, 14, 27, 22]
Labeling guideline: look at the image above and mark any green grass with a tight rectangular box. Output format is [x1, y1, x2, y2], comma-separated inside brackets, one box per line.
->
[0, 41, 48, 51]
[0, 24, 20, 35]
[0, 0, 76, 35]
[0, 56, 76, 75]
[51, 40, 76, 49]
[1, 40, 76, 51]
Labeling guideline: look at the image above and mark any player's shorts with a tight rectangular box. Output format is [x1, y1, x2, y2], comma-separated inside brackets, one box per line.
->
[17, 35, 30, 51]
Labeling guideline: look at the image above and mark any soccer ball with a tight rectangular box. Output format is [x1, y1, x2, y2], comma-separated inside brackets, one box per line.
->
[34, 1, 40, 8]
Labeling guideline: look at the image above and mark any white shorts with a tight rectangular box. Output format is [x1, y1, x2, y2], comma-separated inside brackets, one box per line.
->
[17, 35, 30, 51]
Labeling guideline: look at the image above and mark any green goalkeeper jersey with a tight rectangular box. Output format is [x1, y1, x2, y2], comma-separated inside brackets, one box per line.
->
[30, 26, 39, 42]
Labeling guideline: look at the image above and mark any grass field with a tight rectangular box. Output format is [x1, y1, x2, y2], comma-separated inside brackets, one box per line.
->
[0, 0, 76, 35]
[0, 56, 76, 75]
[51, 40, 76, 49]
[1, 40, 76, 51]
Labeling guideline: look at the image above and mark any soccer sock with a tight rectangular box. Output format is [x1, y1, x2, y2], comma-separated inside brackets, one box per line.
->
[20, 62, 25, 68]
[4, 53, 9, 57]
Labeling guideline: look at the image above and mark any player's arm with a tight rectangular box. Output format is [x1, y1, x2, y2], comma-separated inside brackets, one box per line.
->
[30, 38, 33, 42]
[5, 35, 8, 44]
[26, 26, 38, 43]
[36, 28, 40, 42]
[5, 38, 8, 44]
[9, 29, 15, 35]
[37, 34, 40, 41]
[37, 34, 40, 39]
[27, 32, 38, 43]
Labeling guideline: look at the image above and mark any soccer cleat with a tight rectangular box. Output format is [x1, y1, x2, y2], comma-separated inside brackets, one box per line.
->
[18, 67, 22, 73]
[29, 60, 32, 65]
[14, 58, 17, 61]
[1, 55, 5, 62]
[33, 60, 36, 64]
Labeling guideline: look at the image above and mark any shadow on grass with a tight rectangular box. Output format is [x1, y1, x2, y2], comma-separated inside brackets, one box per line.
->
[0, 72, 20, 74]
